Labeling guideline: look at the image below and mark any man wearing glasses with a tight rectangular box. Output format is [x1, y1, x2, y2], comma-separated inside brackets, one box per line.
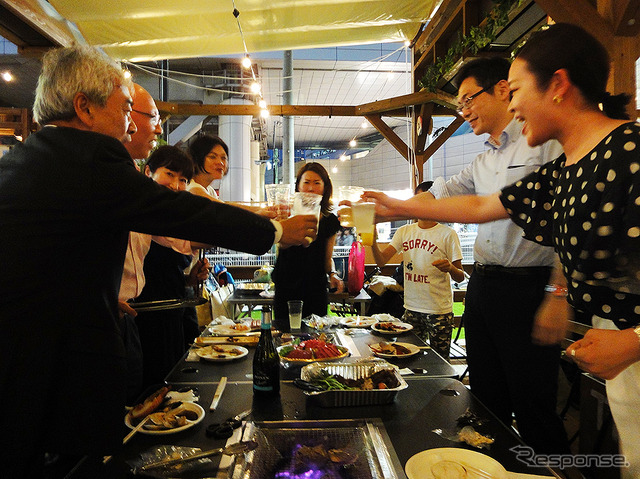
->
[427, 57, 569, 454]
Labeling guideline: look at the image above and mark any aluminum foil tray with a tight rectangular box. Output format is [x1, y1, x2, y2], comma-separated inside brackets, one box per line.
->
[300, 359, 408, 407]
[231, 419, 404, 479]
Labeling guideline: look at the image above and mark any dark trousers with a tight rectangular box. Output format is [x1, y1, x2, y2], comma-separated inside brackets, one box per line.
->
[464, 267, 570, 455]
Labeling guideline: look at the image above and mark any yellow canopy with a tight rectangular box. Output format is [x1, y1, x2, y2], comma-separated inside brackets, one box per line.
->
[47, 0, 438, 61]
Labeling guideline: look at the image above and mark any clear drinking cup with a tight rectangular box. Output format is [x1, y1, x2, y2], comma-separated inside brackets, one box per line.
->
[337, 186, 364, 227]
[291, 192, 322, 224]
[287, 300, 304, 331]
[265, 184, 291, 221]
[351, 201, 376, 246]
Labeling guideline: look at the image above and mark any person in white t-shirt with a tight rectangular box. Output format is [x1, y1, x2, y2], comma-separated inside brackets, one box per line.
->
[370, 181, 465, 358]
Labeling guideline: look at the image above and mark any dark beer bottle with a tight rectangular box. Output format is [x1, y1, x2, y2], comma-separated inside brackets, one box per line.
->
[253, 306, 280, 396]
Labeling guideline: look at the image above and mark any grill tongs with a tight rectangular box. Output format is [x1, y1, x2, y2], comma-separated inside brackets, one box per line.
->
[136, 440, 258, 473]
[130, 297, 208, 312]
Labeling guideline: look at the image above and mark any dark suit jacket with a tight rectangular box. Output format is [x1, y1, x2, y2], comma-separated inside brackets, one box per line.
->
[0, 127, 275, 456]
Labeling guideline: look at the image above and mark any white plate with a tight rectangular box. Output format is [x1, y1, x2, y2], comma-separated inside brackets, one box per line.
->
[209, 323, 260, 336]
[125, 402, 205, 435]
[195, 345, 249, 362]
[277, 344, 350, 365]
[340, 316, 377, 328]
[371, 321, 413, 335]
[369, 342, 420, 358]
[405, 448, 507, 479]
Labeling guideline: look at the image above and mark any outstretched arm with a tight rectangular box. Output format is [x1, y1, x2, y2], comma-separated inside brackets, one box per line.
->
[363, 191, 509, 224]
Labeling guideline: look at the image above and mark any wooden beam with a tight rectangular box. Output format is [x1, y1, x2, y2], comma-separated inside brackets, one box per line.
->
[415, 102, 434, 154]
[419, 116, 465, 164]
[365, 114, 411, 161]
[414, 0, 466, 56]
[533, 0, 614, 50]
[156, 101, 356, 117]
[0, 0, 76, 48]
[356, 90, 458, 116]
[606, 0, 640, 36]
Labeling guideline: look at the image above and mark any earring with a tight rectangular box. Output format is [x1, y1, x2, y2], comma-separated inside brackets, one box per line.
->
[553, 95, 563, 104]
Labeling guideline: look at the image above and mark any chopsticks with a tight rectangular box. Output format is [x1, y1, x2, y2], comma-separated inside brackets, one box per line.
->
[103, 415, 151, 464]
[210, 376, 227, 411]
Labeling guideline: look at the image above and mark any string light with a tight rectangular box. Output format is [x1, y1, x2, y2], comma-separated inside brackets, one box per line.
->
[1, 71, 14, 82]
[242, 55, 252, 69]
[332, 165, 338, 173]
[349, 139, 357, 147]
[361, 120, 368, 129]
[122, 69, 132, 79]
[260, 108, 270, 118]
[259, 99, 267, 109]
[340, 155, 348, 162]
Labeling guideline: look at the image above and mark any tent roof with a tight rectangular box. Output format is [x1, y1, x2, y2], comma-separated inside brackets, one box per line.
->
[46, 0, 438, 61]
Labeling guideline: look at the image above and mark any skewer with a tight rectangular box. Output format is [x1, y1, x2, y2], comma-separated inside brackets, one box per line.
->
[103, 415, 151, 463]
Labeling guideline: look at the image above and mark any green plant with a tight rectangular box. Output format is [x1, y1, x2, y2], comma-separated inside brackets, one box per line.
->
[418, 0, 522, 92]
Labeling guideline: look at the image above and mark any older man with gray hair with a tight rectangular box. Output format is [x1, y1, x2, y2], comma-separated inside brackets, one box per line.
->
[0, 44, 317, 476]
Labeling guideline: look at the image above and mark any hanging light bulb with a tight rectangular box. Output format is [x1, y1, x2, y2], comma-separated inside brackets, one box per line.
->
[332, 166, 338, 173]
[340, 155, 347, 162]
[242, 55, 252, 69]
[250, 82, 261, 93]
[260, 108, 270, 118]
[404, 40, 411, 47]
[1, 71, 14, 82]
[361, 120, 368, 129]
[349, 139, 357, 148]
[258, 99, 267, 109]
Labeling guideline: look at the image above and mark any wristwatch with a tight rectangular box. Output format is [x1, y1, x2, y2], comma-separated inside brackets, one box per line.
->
[544, 284, 569, 298]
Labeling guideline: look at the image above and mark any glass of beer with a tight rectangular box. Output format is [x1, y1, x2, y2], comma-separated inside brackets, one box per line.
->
[352, 202, 376, 246]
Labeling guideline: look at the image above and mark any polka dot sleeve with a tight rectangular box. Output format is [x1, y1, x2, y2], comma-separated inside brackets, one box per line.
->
[499, 159, 561, 248]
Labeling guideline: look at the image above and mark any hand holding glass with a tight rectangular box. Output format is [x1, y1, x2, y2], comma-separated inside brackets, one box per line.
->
[265, 184, 291, 221]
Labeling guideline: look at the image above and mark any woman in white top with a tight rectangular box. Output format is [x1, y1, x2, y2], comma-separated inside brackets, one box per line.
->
[187, 135, 228, 200]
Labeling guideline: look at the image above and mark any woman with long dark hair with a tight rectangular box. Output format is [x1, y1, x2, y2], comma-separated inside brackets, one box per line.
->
[365, 24, 639, 476]
[271, 163, 342, 330]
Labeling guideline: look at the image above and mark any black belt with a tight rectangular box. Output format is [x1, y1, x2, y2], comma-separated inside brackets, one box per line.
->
[473, 262, 552, 277]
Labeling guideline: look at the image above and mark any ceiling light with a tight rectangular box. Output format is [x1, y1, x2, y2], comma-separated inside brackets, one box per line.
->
[340, 155, 347, 162]
[361, 121, 368, 129]
[332, 166, 338, 173]
[250, 82, 261, 93]
[404, 40, 411, 47]
[1, 71, 14, 82]
[349, 139, 357, 148]
[260, 108, 270, 118]
[242, 56, 252, 68]
[258, 99, 267, 109]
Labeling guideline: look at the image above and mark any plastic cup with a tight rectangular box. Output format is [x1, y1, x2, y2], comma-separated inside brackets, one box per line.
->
[291, 192, 322, 222]
[265, 184, 291, 221]
[338, 186, 364, 227]
[352, 202, 376, 246]
[287, 300, 303, 331]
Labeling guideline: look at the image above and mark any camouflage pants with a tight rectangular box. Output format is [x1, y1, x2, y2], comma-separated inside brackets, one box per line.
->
[402, 309, 454, 359]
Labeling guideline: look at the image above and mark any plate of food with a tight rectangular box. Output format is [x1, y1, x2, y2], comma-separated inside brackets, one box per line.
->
[405, 447, 507, 479]
[371, 321, 413, 335]
[368, 342, 420, 358]
[195, 344, 249, 362]
[278, 339, 350, 365]
[339, 316, 377, 328]
[126, 387, 205, 435]
[209, 322, 260, 336]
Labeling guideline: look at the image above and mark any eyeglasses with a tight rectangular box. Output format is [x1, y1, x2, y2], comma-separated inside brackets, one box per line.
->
[456, 83, 496, 114]
[132, 109, 162, 125]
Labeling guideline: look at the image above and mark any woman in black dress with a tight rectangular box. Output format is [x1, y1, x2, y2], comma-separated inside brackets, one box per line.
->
[271, 163, 343, 331]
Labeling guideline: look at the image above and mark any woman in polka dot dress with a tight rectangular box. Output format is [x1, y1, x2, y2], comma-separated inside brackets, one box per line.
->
[365, 24, 640, 476]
